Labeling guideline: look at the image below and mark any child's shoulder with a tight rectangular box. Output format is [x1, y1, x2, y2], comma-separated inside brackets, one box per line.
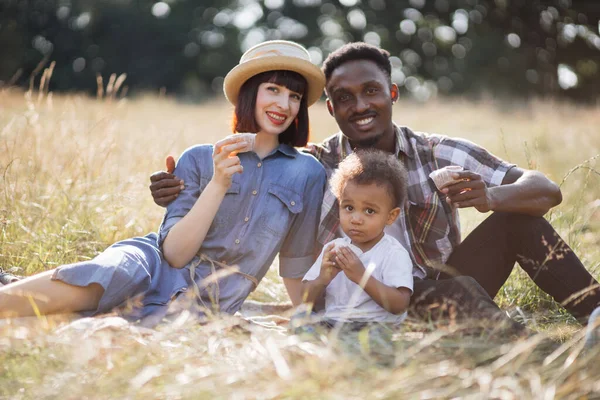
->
[380, 234, 410, 255]
[378, 235, 413, 274]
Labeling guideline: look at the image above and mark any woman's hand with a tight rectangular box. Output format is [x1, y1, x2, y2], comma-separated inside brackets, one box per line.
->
[211, 137, 247, 189]
[215, 133, 255, 155]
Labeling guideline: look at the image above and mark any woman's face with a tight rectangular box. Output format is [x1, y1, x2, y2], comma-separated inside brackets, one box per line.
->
[254, 82, 302, 137]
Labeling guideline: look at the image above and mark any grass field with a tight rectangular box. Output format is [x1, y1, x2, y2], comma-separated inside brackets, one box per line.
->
[1, 88, 599, 399]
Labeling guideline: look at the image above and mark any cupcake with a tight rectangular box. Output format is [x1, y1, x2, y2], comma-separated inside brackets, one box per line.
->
[218, 133, 256, 156]
[429, 165, 464, 190]
[332, 241, 363, 257]
[235, 132, 256, 153]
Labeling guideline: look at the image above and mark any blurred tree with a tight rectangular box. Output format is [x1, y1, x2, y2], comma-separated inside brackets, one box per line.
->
[0, 0, 598, 102]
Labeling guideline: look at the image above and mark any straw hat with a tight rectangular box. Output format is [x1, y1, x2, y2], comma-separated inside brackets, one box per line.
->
[223, 40, 325, 106]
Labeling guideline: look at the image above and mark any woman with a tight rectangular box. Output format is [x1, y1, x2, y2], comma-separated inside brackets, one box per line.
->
[0, 40, 327, 324]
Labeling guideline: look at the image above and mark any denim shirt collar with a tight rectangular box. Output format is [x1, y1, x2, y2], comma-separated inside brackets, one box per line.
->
[276, 143, 297, 158]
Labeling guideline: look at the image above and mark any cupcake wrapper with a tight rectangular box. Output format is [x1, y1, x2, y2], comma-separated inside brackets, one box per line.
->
[429, 165, 464, 190]
[236, 133, 256, 153]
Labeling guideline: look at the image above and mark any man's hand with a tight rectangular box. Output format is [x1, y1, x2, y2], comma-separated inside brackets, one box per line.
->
[441, 170, 494, 213]
[317, 243, 342, 286]
[150, 155, 184, 207]
[335, 246, 366, 284]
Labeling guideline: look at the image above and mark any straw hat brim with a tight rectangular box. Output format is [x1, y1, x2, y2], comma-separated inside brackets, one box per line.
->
[223, 56, 325, 106]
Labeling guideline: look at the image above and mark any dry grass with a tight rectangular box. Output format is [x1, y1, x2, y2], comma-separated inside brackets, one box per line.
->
[1, 88, 600, 399]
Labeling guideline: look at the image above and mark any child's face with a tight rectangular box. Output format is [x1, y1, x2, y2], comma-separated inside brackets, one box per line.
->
[338, 181, 400, 252]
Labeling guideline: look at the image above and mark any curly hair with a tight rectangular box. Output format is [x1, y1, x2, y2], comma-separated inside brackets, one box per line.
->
[321, 42, 392, 83]
[330, 149, 408, 208]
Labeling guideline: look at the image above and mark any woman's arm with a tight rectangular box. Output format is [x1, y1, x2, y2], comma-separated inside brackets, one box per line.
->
[278, 162, 328, 302]
[283, 277, 304, 306]
[162, 139, 247, 268]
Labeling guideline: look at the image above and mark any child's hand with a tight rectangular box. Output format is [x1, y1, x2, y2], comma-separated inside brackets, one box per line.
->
[318, 243, 341, 285]
[336, 246, 366, 284]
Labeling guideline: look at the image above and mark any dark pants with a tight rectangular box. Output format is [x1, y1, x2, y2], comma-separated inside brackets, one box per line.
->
[410, 276, 506, 321]
[410, 212, 600, 322]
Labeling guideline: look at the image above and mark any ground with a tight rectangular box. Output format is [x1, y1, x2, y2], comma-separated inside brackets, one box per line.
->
[1, 88, 599, 398]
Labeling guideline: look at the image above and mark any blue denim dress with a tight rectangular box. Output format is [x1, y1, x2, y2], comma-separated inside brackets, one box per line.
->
[52, 143, 326, 322]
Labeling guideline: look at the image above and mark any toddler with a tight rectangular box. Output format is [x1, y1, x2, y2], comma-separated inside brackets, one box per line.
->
[301, 149, 413, 325]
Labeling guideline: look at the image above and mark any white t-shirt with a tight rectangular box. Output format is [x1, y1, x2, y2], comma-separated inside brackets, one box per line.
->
[303, 234, 414, 324]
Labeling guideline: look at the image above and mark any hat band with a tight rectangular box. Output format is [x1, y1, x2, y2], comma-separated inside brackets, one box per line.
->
[240, 46, 310, 64]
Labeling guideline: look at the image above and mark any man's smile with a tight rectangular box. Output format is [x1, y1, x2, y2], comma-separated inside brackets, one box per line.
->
[356, 116, 374, 126]
[350, 112, 377, 129]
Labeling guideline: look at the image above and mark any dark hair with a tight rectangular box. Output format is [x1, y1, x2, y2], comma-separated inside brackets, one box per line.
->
[322, 42, 392, 83]
[232, 70, 310, 147]
[330, 149, 408, 208]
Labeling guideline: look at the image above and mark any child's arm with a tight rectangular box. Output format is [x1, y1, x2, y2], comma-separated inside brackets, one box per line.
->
[301, 243, 340, 305]
[335, 246, 411, 315]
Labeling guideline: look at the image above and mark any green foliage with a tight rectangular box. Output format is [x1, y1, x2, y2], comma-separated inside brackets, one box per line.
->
[0, 0, 599, 101]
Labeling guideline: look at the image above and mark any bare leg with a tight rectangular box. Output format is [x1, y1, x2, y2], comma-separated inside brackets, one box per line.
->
[0, 270, 104, 318]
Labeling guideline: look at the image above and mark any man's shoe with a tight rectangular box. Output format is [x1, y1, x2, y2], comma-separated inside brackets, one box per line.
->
[584, 306, 600, 349]
[0, 267, 22, 286]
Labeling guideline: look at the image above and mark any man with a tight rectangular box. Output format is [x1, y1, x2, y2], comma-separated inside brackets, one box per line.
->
[150, 42, 600, 323]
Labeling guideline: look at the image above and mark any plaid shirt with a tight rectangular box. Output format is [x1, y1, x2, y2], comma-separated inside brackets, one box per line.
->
[304, 124, 514, 279]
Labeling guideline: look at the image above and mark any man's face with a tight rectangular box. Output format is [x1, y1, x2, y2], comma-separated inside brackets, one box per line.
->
[325, 59, 396, 149]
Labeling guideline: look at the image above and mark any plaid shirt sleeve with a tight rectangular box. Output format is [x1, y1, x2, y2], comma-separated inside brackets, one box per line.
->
[303, 137, 344, 247]
[430, 135, 516, 187]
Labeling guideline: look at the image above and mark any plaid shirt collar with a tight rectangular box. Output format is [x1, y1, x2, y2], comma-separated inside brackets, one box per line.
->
[340, 125, 414, 160]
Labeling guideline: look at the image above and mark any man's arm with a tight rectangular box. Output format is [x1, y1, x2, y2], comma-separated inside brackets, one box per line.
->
[443, 166, 562, 217]
[150, 155, 184, 207]
[150, 172, 184, 207]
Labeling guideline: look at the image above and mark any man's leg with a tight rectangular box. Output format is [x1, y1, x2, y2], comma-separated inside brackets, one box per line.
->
[410, 275, 512, 322]
[446, 212, 600, 320]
